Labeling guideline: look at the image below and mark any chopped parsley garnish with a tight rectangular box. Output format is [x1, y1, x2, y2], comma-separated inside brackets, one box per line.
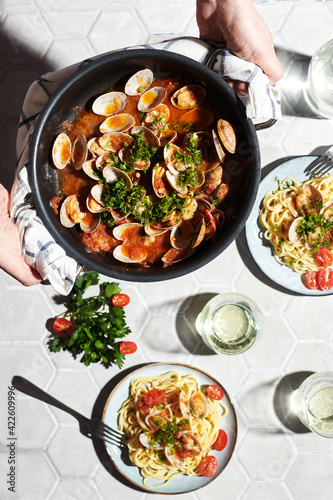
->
[155, 418, 190, 447]
[124, 131, 158, 172]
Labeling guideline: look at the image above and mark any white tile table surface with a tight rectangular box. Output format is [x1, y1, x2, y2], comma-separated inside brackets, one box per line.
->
[0, 0, 333, 499]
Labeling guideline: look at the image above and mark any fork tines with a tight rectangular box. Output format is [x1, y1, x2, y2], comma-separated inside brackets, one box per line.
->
[96, 423, 126, 448]
[304, 146, 333, 177]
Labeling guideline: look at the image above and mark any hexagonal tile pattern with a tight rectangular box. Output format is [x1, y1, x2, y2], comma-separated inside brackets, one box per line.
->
[47, 426, 97, 477]
[286, 454, 333, 500]
[1, 1, 333, 498]
[89, 6, 147, 53]
[237, 427, 295, 480]
[16, 399, 56, 449]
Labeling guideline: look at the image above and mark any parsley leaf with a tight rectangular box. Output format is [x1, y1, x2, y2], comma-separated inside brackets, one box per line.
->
[50, 272, 131, 368]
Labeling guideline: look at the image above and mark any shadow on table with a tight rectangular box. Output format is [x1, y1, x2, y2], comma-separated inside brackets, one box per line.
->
[0, 26, 54, 191]
[273, 371, 314, 434]
[90, 363, 148, 492]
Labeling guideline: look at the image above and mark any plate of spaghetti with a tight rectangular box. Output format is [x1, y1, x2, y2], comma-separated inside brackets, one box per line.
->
[102, 363, 237, 493]
[245, 156, 333, 295]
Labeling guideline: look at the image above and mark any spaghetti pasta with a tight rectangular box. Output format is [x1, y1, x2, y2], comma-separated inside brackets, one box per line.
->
[259, 174, 333, 275]
[118, 370, 226, 487]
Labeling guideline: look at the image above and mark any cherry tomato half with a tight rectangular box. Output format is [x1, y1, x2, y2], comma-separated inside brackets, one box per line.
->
[199, 456, 218, 477]
[317, 268, 333, 291]
[212, 429, 228, 451]
[302, 271, 318, 290]
[112, 293, 130, 307]
[53, 318, 74, 337]
[206, 384, 224, 400]
[119, 341, 137, 355]
[315, 247, 333, 268]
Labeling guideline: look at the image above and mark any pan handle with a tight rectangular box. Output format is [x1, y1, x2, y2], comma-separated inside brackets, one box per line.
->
[204, 47, 277, 130]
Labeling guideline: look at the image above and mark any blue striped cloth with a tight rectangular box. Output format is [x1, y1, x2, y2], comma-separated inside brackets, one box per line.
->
[10, 37, 281, 295]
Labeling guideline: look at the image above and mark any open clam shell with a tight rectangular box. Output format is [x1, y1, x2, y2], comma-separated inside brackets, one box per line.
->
[190, 391, 208, 418]
[82, 159, 100, 180]
[86, 192, 104, 213]
[131, 125, 160, 148]
[288, 216, 303, 243]
[162, 246, 194, 265]
[79, 212, 101, 233]
[60, 194, 83, 228]
[217, 118, 237, 154]
[171, 84, 206, 109]
[165, 170, 188, 196]
[170, 220, 194, 249]
[87, 137, 107, 157]
[92, 91, 127, 116]
[164, 143, 187, 174]
[71, 134, 87, 170]
[99, 132, 133, 152]
[143, 104, 170, 133]
[90, 184, 104, 206]
[125, 69, 154, 96]
[137, 86, 167, 112]
[152, 163, 171, 198]
[100, 113, 135, 134]
[103, 165, 133, 189]
[52, 133, 72, 170]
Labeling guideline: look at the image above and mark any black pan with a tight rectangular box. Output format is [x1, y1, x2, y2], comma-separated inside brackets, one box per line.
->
[29, 49, 260, 282]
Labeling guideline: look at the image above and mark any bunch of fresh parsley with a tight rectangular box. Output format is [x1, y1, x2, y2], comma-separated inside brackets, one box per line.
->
[50, 272, 131, 368]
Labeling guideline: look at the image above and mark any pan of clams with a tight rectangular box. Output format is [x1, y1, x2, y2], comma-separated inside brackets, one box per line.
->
[29, 49, 260, 281]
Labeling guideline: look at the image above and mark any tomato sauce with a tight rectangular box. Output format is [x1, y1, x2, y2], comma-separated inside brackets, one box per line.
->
[54, 74, 249, 266]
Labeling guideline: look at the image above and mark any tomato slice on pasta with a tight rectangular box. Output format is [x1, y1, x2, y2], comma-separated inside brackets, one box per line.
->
[315, 247, 333, 268]
[206, 384, 224, 400]
[212, 429, 228, 451]
[302, 271, 318, 290]
[317, 268, 333, 291]
[199, 456, 218, 477]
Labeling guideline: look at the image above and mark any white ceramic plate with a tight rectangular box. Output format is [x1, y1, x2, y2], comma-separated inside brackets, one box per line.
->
[102, 362, 237, 494]
[245, 156, 333, 295]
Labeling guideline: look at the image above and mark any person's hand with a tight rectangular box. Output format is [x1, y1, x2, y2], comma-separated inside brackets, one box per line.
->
[0, 184, 42, 286]
[196, 0, 284, 95]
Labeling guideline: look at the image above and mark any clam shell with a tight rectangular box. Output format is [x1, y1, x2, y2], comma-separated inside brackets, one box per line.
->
[286, 196, 298, 218]
[71, 134, 87, 170]
[165, 446, 184, 467]
[288, 216, 303, 243]
[164, 143, 187, 174]
[217, 118, 236, 154]
[212, 129, 226, 164]
[138, 86, 167, 112]
[100, 113, 135, 133]
[125, 69, 154, 96]
[92, 91, 127, 116]
[179, 392, 190, 419]
[113, 222, 143, 241]
[86, 193, 104, 213]
[143, 104, 170, 132]
[99, 132, 132, 152]
[171, 85, 206, 109]
[145, 414, 169, 430]
[113, 243, 147, 263]
[60, 194, 83, 227]
[165, 170, 188, 195]
[52, 133, 71, 170]
[162, 246, 194, 265]
[159, 129, 177, 147]
[80, 212, 101, 233]
[144, 223, 169, 236]
[131, 125, 160, 147]
[87, 137, 106, 157]
[190, 391, 208, 418]
[152, 163, 171, 198]
[90, 184, 104, 206]
[139, 431, 163, 450]
[170, 220, 194, 249]
[82, 159, 100, 180]
[191, 218, 206, 248]
[103, 165, 132, 189]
